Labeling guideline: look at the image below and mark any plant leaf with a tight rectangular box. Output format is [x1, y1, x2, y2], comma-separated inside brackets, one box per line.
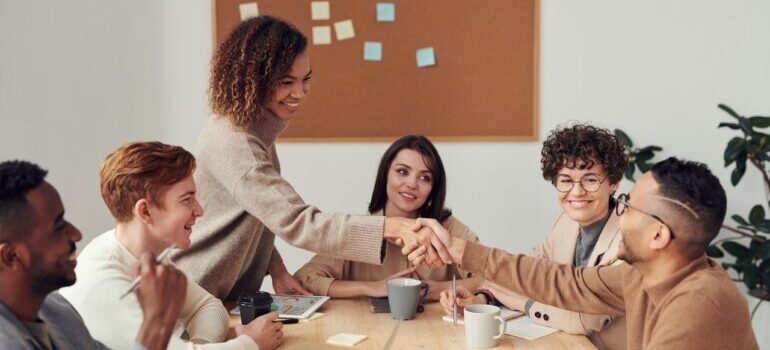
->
[718, 122, 740, 130]
[614, 129, 633, 148]
[749, 205, 766, 225]
[636, 152, 655, 164]
[624, 164, 636, 182]
[722, 241, 751, 259]
[761, 260, 770, 290]
[638, 145, 662, 153]
[724, 137, 745, 166]
[731, 154, 747, 186]
[739, 117, 753, 135]
[750, 239, 762, 253]
[757, 220, 770, 233]
[637, 161, 653, 173]
[749, 116, 770, 128]
[732, 215, 749, 226]
[706, 245, 724, 258]
[757, 241, 770, 260]
[718, 104, 741, 119]
[743, 264, 759, 290]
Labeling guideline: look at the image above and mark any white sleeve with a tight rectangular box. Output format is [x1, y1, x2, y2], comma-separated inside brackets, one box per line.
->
[179, 279, 230, 342]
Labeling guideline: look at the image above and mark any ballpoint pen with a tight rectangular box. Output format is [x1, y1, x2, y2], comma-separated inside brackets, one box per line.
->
[452, 273, 457, 326]
[119, 245, 176, 300]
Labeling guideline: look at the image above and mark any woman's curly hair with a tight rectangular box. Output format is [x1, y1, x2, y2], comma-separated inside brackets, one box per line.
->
[209, 16, 307, 127]
[540, 123, 628, 184]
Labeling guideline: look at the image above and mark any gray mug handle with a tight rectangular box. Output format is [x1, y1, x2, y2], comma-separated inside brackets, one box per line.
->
[416, 282, 429, 313]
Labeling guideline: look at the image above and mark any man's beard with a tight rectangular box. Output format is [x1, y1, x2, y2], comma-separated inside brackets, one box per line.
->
[27, 245, 76, 294]
[618, 239, 640, 264]
[28, 264, 76, 293]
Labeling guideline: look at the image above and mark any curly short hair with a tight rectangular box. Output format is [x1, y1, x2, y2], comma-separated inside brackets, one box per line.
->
[541, 123, 628, 184]
[209, 16, 308, 128]
[100, 142, 195, 223]
[0, 160, 48, 241]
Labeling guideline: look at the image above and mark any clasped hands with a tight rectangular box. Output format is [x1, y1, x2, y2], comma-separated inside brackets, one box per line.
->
[384, 217, 459, 268]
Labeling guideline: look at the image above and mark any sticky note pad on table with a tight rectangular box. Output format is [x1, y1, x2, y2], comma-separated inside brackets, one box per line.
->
[312, 26, 332, 45]
[238, 2, 258, 21]
[334, 20, 355, 41]
[376, 3, 395, 22]
[363, 42, 382, 61]
[311, 1, 330, 20]
[327, 333, 368, 347]
[416, 47, 436, 68]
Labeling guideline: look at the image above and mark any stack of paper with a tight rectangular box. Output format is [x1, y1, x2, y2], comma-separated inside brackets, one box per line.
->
[504, 316, 558, 340]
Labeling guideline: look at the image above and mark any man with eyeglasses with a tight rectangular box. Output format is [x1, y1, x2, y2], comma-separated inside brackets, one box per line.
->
[440, 124, 628, 350]
[419, 157, 759, 350]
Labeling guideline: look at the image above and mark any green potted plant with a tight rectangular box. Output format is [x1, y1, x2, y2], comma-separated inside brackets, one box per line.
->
[705, 104, 770, 318]
[613, 129, 663, 182]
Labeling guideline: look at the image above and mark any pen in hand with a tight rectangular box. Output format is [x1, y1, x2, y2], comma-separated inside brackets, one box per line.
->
[119, 245, 176, 300]
[452, 273, 457, 326]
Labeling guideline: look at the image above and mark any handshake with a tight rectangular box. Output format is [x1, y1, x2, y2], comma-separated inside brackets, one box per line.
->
[384, 217, 466, 268]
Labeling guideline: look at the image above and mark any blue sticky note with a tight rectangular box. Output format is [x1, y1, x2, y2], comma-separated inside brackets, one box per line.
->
[364, 41, 382, 61]
[376, 3, 395, 22]
[416, 47, 436, 68]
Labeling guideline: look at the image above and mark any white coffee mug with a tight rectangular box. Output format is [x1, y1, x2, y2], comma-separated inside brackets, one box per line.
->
[464, 304, 505, 349]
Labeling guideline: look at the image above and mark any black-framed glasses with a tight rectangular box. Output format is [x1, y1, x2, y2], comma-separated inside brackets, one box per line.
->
[616, 193, 675, 239]
[553, 174, 607, 193]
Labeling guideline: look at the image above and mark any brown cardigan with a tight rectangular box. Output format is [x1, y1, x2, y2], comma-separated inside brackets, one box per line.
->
[461, 242, 759, 350]
[530, 211, 626, 350]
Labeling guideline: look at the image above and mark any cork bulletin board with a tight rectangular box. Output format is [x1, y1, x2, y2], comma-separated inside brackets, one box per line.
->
[213, 0, 539, 141]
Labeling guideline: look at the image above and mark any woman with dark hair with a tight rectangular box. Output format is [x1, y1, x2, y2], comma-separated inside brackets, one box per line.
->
[172, 16, 449, 303]
[294, 135, 479, 299]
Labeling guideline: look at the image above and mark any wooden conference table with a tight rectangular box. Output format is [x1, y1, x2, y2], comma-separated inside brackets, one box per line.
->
[228, 299, 597, 349]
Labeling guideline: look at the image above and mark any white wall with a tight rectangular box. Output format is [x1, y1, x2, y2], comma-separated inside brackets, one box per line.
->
[1, 0, 768, 347]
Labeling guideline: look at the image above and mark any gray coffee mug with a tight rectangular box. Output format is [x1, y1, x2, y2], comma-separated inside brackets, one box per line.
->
[386, 277, 429, 320]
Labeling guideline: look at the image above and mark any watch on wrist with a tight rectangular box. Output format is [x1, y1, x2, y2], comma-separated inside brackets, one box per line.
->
[475, 290, 501, 307]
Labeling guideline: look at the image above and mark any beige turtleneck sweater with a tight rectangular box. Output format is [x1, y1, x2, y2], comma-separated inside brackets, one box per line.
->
[173, 113, 386, 300]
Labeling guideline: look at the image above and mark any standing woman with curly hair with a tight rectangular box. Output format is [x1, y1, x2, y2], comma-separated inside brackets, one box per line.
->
[439, 123, 630, 350]
[172, 16, 449, 302]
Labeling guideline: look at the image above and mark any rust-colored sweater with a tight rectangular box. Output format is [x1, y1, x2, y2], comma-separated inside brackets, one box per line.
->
[461, 242, 759, 350]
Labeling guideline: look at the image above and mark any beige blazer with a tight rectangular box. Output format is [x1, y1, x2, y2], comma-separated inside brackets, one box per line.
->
[529, 211, 626, 350]
[294, 213, 479, 295]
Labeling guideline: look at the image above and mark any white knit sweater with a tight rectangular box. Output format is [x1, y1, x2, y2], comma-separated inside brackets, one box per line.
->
[60, 230, 257, 350]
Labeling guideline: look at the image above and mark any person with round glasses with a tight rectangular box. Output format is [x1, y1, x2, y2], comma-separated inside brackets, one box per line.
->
[440, 123, 628, 350]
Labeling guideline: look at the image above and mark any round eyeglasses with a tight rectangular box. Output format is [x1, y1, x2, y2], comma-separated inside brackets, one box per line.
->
[616, 193, 676, 239]
[553, 174, 607, 193]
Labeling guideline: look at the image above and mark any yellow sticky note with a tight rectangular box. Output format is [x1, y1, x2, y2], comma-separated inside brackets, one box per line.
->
[334, 20, 355, 41]
[239, 2, 258, 21]
[312, 26, 332, 45]
[300, 312, 326, 323]
[311, 1, 330, 20]
[327, 333, 368, 347]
